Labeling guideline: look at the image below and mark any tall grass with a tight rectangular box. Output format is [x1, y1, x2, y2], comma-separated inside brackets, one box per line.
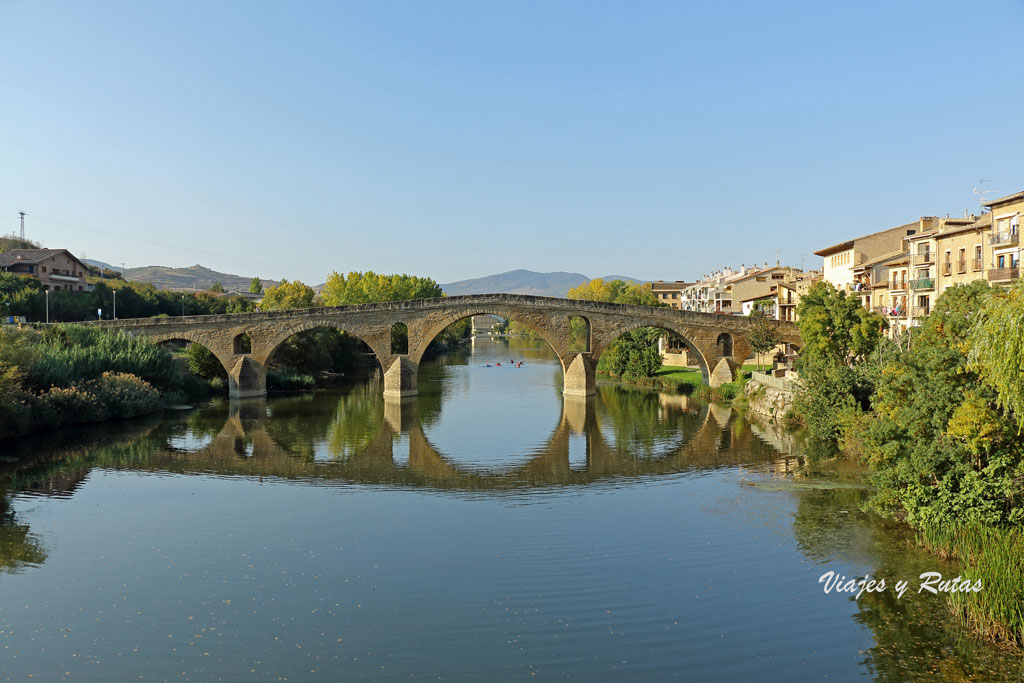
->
[26, 325, 182, 394]
[918, 523, 1024, 648]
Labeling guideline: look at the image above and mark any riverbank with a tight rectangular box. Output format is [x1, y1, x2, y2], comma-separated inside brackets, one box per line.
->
[0, 325, 211, 439]
[784, 280, 1024, 650]
[597, 364, 751, 403]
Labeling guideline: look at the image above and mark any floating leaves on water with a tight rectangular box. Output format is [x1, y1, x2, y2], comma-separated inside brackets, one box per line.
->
[741, 479, 872, 491]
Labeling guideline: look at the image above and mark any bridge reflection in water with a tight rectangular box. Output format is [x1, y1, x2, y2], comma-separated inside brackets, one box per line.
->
[85, 389, 785, 491]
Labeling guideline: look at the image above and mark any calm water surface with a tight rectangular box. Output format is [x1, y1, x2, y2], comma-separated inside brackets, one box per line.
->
[1, 337, 1021, 681]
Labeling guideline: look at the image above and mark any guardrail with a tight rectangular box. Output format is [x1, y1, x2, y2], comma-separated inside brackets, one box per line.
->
[988, 267, 1020, 282]
[989, 232, 1019, 247]
[911, 278, 934, 290]
[750, 371, 800, 393]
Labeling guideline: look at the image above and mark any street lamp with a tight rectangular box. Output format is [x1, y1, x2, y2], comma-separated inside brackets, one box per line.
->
[181, 295, 185, 316]
[113, 290, 117, 320]
[45, 289, 49, 324]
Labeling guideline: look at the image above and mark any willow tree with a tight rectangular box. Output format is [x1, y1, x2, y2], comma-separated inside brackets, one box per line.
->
[969, 281, 1024, 433]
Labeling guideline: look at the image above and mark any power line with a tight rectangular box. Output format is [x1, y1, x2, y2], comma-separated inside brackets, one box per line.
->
[22, 213, 291, 270]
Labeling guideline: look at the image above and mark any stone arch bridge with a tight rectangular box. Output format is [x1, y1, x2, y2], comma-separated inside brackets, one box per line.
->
[89, 294, 800, 398]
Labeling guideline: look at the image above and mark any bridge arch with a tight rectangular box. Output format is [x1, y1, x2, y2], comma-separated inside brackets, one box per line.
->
[152, 332, 233, 379]
[592, 322, 713, 387]
[258, 320, 389, 369]
[716, 332, 733, 358]
[409, 310, 570, 368]
[257, 320, 390, 393]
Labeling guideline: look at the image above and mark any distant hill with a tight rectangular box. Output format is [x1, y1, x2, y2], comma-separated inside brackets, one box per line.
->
[120, 264, 278, 292]
[82, 258, 117, 272]
[0, 236, 42, 252]
[440, 269, 647, 298]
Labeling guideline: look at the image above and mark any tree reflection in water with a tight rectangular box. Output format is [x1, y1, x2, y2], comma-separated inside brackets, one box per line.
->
[790, 480, 1024, 679]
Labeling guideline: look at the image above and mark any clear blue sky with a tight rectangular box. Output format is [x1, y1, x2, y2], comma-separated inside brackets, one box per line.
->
[2, 0, 1022, 284]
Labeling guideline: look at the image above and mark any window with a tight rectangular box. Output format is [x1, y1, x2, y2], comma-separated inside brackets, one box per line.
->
[771, 273, 784, 280]
[974, 245, 983, 270]
[41, 266, 46, 272]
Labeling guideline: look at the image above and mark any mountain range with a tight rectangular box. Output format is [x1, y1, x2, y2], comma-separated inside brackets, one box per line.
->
[440, 269, 647, 298]
[83, 260, 279, 292]
[82, 260, 648, 299]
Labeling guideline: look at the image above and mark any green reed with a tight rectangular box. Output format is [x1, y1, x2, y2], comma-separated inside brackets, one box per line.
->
[918, 523, 1024, 648]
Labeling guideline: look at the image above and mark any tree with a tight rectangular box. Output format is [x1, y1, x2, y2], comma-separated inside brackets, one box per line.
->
[860, 280, 1024, 527]
[185, 343, 225, 379]
[791, 281, 887, 452]
[321, 271, 443, 306]
[796, 281, 886, 367]
[209, 281, 225, 293]
[969, 280, 1024, 433]
[249, 276, 263, 294]
[260, 279, 317, 310]
[747, 311, 781, 372]
[567, 278, 661, 307]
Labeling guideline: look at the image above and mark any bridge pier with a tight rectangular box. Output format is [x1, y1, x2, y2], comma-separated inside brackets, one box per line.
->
[383, 394, 419, 433]
[562, 353, 596, 397]
[383, 356, 418, 398]
[708, 357, 737, 388]
[228, 356, 267, 399]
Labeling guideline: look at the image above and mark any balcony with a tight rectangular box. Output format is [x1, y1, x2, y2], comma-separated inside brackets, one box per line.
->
[942, 262, 952, 276]
[911, 278, 934, 290]
[989, 232, 1019, 247]
[956, 260, 967, 274]
[988, 267, 1020, 282]
[914, 251, 933, 264]
[973, 257, 983, 271]
[891, 281, 907, 292]
[49, 273, 82, 283]
[912, 306, 931, 318]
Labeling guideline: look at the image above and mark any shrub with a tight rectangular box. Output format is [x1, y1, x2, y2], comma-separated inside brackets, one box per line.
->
[267, 369, 315, 392]
[0, 361, 30, 438]
[86, 372, 162, 419]
[31, 386, 105, 427]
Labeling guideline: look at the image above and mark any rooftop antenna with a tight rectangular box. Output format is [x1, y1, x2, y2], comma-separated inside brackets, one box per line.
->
[973, 178, 995, 212]
[18, 212, 25, 240]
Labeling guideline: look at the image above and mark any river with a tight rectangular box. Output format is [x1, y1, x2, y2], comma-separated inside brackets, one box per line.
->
[1, 337, 1021, 681]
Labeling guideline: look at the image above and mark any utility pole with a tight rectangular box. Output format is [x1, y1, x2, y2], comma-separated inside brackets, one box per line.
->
[18, 212, 25, 241]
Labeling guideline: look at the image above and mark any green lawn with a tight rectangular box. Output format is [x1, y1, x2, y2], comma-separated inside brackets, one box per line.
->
[655, 365, 703, 389]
